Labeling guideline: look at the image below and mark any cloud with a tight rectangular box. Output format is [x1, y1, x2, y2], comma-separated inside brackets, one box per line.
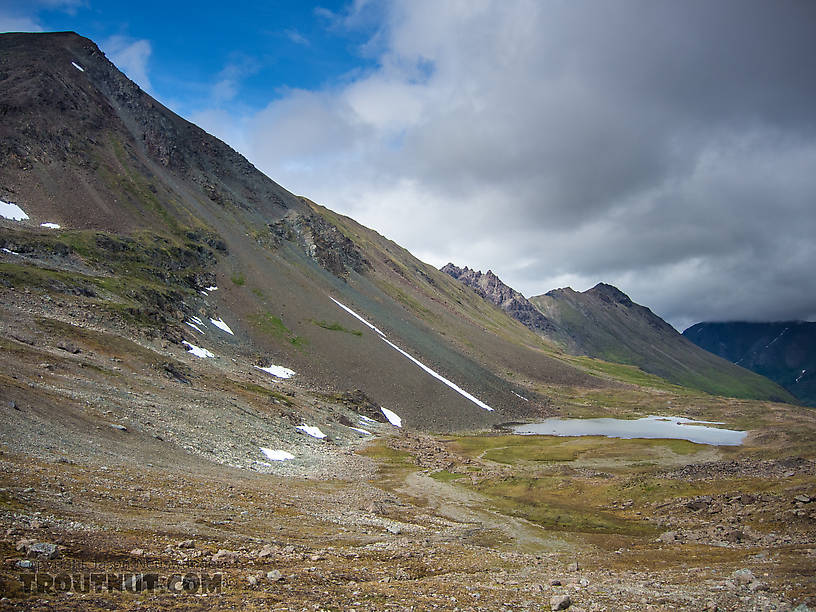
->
[0, 14, 43, 32]
[102, 35, 153, 94]
[0, 0, 85, 33]
[209, 56, 261, 105]
[285, 29, 309, 46]
[202, 0, 816, 328]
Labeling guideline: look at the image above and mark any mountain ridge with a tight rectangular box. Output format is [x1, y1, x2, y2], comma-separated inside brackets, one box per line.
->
[684, 320, 816, 406]
[0, 31, 616, 433]
[441, 261, 793, 403]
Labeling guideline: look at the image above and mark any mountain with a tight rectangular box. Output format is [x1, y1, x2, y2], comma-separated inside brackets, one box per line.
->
[440, 263, 558, 335]
[0, 31, 611, 436]
[532, 284, 795, 402]
[2, 32, 815, 611]
[684, 321, 816, 406]
[442, 258, 793, 402]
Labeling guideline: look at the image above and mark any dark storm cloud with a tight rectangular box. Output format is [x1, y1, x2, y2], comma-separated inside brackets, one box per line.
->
[200, 0, 816, 328]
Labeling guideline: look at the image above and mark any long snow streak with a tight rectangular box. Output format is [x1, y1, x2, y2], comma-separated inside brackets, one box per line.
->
[330, 296, 494, 411]
[380, 336, 494, 411]
[329, 297, 387, 337]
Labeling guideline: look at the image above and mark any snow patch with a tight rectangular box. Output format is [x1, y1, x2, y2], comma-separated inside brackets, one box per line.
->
[0, 200, 28, 221]
[796, 369, 807, 384]
[512, 391, 529, 402]
[185, 321, 205, 334]
[359, 415, 377, 423]
[182, 341, 214, 359]
[380, 336, 494, 411]
[260, 448, 294, 461]
[2, 247, 20, 255]
[349, 427, 372, 435]
[71, 61, 85, 72]
[40, 222, 60, 229]
[329, 297, 386, 337]
[766, 327, 790, 348]
[205, 286, 218, 291]
[209, 317, 234, 335]
[254, 364, 296, 379]
[296, 424, 327, 439]
[381, 407, 402, 427]
[329, 294, 493, 412]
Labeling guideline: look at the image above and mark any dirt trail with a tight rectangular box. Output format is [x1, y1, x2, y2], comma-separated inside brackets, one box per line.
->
[398, 471, 576, 554]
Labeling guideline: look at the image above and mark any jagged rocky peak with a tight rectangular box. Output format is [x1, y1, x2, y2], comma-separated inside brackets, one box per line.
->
[441, 263, 558, 334]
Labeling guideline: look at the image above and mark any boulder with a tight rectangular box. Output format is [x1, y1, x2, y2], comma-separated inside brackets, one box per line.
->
[27, 542, 59, 559]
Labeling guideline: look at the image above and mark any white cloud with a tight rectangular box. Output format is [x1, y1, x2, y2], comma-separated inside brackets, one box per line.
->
[0, 15, 43, 32]
[285, 29, 309, 46]
[102, 35, 153, 94]
[194, 0, 816, 328]
[0, 0, 85, 33]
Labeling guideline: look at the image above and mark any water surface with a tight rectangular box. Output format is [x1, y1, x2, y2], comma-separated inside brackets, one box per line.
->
[511, 415, 746, 446]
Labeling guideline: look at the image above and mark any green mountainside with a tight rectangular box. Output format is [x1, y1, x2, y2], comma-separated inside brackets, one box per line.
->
[530, 284, 795, 402]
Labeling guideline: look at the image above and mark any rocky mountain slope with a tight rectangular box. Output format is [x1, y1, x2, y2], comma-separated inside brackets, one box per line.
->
[532, 284, 796, 402]
[441, 263, 558, 335]
[1, 32, 814, 611]
[443, 259, 793, 402]
[684, 321, 816, 407]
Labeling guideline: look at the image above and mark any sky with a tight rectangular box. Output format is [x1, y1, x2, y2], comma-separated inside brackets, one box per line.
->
[3, 0, 816, 331]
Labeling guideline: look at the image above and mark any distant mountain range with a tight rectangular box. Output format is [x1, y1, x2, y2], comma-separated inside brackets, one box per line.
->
[684, 321, 815, 407]
[442, 264, 794, 403]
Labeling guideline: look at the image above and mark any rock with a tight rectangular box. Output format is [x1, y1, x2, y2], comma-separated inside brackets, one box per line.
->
[130, 548, 145, 556]
[578, 578, 589, 587]
[15, 538, 36, 552]
[15, 560, 34, 569]
[177, 539, 195, 549]
[550, 594, 572, 610]
[659, 531, 678, 544]
[732, 569, 755, 586]
[309, 553, 323, 561]
[247, 574, 258, 587]
[266, 570, 282, 582]
[748, 580, 769, 592]
[704, 602, 718, 612]
[110, 424, 128, 431]
[28, 542, 59, 559]
[551, 579, 562, 586]
[257, 544, 276, 558]
[394, 568, 410, 581]
[686, 497, 711, 511]
[723, 529, 744, 543]
[386, 524, 402, 535]
[794, 494, 811, 503]
[211, 549, 237, 563]
[56, 341, 81, 354]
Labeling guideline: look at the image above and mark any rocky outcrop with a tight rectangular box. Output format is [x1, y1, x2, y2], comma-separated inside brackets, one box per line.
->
[441, 263, 558, 334]
[270, 211, 371, 279]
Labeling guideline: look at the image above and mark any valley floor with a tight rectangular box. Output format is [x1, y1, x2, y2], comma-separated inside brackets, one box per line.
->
[1, 286, 815, 611]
